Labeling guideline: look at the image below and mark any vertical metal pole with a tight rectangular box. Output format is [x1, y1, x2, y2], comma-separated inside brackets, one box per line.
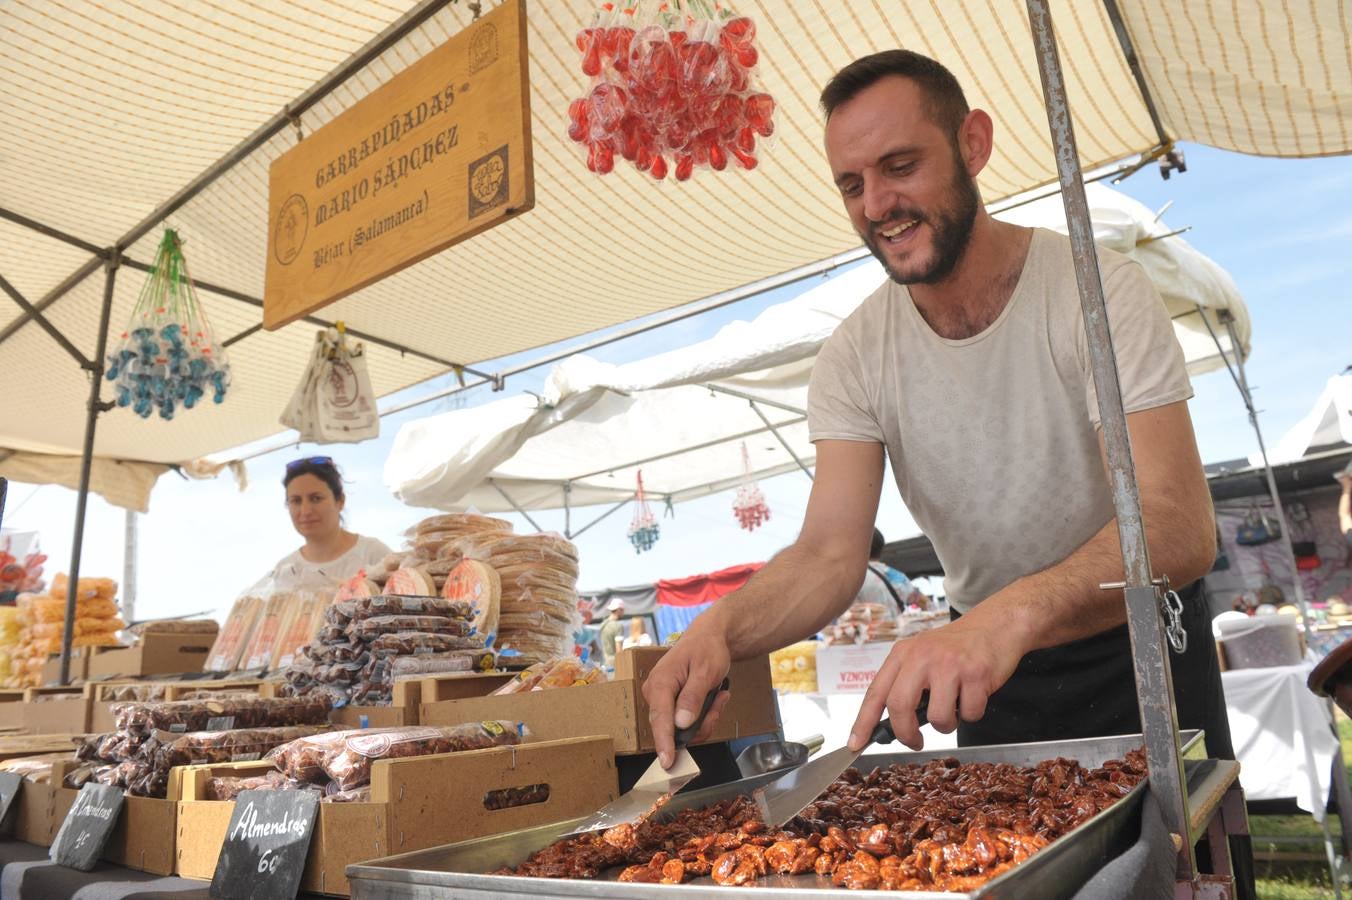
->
[60, 248, 119, 685]
[1025, 0, 1193, 876]
[1222, 316, 1313, 639]
[564, 483, 572, 539]
[123, 508, 138, 625]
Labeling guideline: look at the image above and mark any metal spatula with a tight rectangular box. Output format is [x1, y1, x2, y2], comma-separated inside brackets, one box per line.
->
[753, 697, 931, 830]
[566, 678, 729, 835]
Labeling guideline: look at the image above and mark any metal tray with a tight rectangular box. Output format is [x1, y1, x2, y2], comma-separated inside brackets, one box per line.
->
[348, 731, 1203, 900]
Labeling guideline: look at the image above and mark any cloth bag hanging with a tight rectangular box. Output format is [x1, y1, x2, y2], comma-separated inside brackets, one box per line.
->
[1235, 501, 1281, 547]
[279, 326, 379, 444]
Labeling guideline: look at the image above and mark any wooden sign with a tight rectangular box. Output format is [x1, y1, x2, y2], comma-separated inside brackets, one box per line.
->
[210, 789, 319, 900]
[264, 0, 533, 330]
[0, 772, 22, 836]
[51, 782, 124, 871]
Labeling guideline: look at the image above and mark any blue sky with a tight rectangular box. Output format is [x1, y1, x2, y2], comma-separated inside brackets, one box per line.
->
[5, 143, 1349, 621]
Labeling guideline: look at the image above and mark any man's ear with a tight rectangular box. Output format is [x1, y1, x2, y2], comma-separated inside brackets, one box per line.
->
[958, 109, 994, 178]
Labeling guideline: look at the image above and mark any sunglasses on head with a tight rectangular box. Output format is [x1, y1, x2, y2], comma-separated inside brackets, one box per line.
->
[286, 456, 334, 473]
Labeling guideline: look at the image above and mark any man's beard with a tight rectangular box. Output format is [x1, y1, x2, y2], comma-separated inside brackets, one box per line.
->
[864, 166, 980, 286]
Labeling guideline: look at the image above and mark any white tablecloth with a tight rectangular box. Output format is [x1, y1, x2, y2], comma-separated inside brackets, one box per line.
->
[1221, 661, 1339, 820]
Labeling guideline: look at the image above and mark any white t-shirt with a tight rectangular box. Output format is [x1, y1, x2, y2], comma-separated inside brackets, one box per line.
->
[253, 534, 392, 595]
[807, 228, 1191, 613]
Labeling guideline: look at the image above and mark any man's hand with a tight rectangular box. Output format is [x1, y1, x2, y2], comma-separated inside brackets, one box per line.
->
[848, 605, 1031, 751]
[641, 620, 733, 769]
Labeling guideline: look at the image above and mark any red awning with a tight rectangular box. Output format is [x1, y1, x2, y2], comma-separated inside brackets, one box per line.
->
[655, 563, 764, 607]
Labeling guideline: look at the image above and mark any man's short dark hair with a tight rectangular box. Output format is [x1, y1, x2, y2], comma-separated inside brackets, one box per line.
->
[870, 528, 886, 560]
[820, 50, 970, 138]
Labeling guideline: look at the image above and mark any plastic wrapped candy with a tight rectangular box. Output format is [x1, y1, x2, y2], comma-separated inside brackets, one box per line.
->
[104, 229, 231, 420]
[568, 0, 776, 181]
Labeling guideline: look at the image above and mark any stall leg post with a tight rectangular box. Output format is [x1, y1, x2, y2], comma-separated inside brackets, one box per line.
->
[59, 248, 119, 685]
[1025, 0, 1194, 880]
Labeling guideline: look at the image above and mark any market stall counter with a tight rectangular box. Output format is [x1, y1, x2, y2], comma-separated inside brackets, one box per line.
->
[345, 732, 1224, 899]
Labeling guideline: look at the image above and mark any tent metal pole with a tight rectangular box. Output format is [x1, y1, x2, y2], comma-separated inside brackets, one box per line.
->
[1194, 306, 1314, 639]
[1027, 0, 1193, 877]
[117, 256, 496, 380]
[122, 509, 138, 627]
[0, 272, 94, 369]
[1100, 0, 1172, 150]
[489, 480, 543, 533]
[563, 483, 572, 539]
[1222, 314, 1313, 635]
[570, 494, 636, 541]
[748, 402, 814, 481]
[0, 207, 106, 258]
[703, 383, 807, 416]
[59, 249, 119, 685]
[0, 0, 458, 353]
[569, 417, 807, 483]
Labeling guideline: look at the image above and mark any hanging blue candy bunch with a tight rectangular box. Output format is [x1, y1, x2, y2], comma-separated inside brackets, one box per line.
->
[104, 230, 231, 420]
[626, 470, 661, 554]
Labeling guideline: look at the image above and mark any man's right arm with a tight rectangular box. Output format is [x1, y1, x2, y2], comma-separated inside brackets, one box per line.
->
[642, 439, 886, 767]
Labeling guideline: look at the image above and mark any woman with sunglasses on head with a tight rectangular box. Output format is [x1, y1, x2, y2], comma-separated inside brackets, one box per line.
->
[259, 457, 392, 593]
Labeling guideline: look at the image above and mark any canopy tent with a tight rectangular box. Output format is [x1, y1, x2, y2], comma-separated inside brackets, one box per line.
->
[384, 183, 1251, 516]
[1258, 373, 1352, 467]
[1, 0, 1345, 474]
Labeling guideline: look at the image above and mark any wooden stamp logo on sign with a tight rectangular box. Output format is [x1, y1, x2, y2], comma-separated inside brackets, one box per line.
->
[263, 0, 533, 330]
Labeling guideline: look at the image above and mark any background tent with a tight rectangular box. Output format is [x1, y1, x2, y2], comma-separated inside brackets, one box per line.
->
[384, 183, 1250, 516]
[1258, 373, 1352, 467]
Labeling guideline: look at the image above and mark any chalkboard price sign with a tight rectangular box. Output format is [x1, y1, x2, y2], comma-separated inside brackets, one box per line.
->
[210, 789, 319, 900]
[0, 772, 23, 835]
[50, 782, 124, 871]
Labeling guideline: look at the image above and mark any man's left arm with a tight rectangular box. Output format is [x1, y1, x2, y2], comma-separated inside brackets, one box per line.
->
[850, 399, 1215, 749]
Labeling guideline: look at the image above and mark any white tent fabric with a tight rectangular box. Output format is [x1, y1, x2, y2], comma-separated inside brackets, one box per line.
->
[0, 451, 168, 514]
[386, 185, 1251, 512]
[2, 1, 1346, 474]
[1256, 373, 1352, 466]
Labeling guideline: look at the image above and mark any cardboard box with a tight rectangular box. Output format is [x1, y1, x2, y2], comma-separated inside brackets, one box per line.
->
[421, 650, 778, 754]
[0, 690, 26, 729]
[51, 768, 177, 874]
[12, 778, 67, 845]
[175, 735, 618, 896]
[87, 630, 217, 679]
[21, 687, 90, 733]
[85, 679, 264, 733]
[40, 651, 90, 685]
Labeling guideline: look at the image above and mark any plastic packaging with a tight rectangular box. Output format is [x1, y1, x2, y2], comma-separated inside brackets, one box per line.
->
[346, 615, 473, 640]
[154, 725, 331, 769]
[384, 567, 437, 597]
[568, 2, 775, 181]
[413, 513, 514, 537]
[323, 724, 527, 783]
[368, 631, 484, 656]
[348, 596, 473, 621]
[113, 695, 331, 736]
[381, 650, 498, 676]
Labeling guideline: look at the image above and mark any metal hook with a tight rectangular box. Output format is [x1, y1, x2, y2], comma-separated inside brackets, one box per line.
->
[285, 105, 304, 142]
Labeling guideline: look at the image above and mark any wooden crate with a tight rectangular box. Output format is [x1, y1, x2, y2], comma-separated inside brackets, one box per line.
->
[50, 768, 178, 875]
[421, 650, 779, 754]
[20, 687, 90, 734]
[86, 630, 217, 679]
[175, 735, 618, 896]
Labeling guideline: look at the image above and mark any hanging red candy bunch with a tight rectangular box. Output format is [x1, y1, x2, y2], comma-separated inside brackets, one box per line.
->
[732, 442, 771, 531]
[568, 0, 776, 180]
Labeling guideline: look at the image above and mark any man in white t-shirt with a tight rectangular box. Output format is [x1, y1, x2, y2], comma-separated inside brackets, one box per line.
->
[643, 52, 1228, 764]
